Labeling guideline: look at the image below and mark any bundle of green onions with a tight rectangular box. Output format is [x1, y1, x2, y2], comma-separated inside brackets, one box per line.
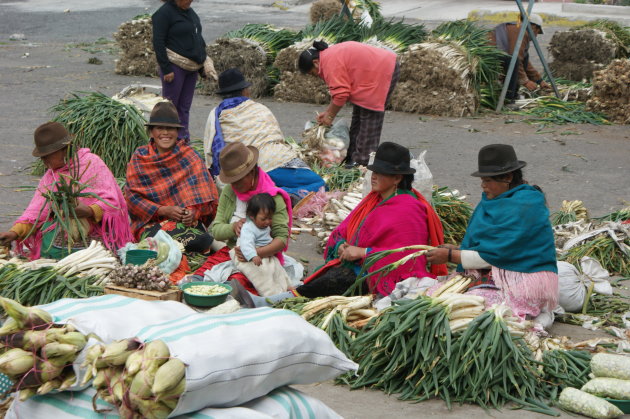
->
[510, 96, 610, 128]
[432, 20, 506, 109]
[560, 293, 630, 329]
[311, 164, 362, 191]
[33, 92, 149, 178]
[561, 234, 630, 277]
[359, 19, 427, 53]
[223, 24, 300, 65]
[550, 200, 589, 226]
[541, 349, 592, 401]
[0, 264, 104, 306]
[432, 186, 473, 244]
[31, 155, 114, 252]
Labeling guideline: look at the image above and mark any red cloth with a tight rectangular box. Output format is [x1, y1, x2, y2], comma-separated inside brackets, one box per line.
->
[319, 41, 397, 112]
[324, 190, 446, 296]
[125, 140, 218, 239]
[193, 246, 258, 295]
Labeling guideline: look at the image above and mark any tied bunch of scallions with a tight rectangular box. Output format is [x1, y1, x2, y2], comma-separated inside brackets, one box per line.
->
[431, 186, 473, 245]
[223, 24, 300, 65]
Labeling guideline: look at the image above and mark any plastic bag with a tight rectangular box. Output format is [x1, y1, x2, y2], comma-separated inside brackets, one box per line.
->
[558, 261, 587, 313]
[592, 353, 630, 380]
[117, 230, 182, 275]
[558, 387, 623, 419]
[411, 150, 433, 203]
[582, 377, 630, 400]
[303, 120, 349, 167]
[581, 256, 613, 296]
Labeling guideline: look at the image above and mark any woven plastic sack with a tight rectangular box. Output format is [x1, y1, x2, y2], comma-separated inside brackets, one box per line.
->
[558, 387, 623, 419]
[5, 386, 342, 419]
[132, 307, 357, 415]
[592, 353, 630, 380]
[37, 295, 195, 391]
[582, 377, 630, 400]
[557, 261, 586, 312]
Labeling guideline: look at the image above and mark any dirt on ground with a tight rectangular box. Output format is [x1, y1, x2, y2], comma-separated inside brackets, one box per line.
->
[0, 2, 629, 418]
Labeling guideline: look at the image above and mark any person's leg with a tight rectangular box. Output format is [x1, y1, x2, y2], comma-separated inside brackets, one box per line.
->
[351, 107, 384, 166]
[295, 266, 357, 298]
[175, 69, 198, 141]
[384, 61, 400, 107]
[160, 65, 184, 111]
[345, 105, 361, 165]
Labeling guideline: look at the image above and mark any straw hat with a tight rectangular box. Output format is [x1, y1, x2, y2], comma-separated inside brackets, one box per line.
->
[145, 101, 183, 128]
[471, 144, 527, 177]
[32, 122, 72, 157]
[218, 142, 259, 184]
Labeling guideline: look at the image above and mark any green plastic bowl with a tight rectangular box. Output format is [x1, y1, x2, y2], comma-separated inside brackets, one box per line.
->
[126, 249, 157, 266]
[605, 398, 630, 414]
[181, 281, 232, 307]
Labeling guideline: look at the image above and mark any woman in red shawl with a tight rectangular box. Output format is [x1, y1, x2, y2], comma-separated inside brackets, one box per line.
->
[230, 142, 447, 308]
[125, 102, 218, 253]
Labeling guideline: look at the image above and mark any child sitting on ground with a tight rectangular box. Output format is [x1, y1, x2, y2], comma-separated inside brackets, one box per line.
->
[230, 193, 291, 296]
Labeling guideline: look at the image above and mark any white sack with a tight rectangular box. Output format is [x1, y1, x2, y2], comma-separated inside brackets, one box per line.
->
[132, 307, 357, 415]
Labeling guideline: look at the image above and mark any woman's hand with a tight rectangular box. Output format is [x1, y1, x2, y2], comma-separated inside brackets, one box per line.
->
[0, 231, 18, 247]
[338, 244, 366, 262]
[317, 111, 334, 126]
[74, 204, 95, 219]
[163, 72, 175, 83]
[426, 248, 452, 265]
[182, 208, 195, 227]
[158, 206, 187, 222]
[232, 218, 245, 236]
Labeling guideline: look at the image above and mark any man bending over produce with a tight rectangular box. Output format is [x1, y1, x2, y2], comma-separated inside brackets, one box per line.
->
[0, 122, 133, 259]
[489, 13, 550, 103]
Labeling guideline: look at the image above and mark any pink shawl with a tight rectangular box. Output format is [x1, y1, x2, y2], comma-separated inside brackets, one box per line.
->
[16, 148, 133, 259]
[326, 192, 433, 296]
[233, 167, 292, 264]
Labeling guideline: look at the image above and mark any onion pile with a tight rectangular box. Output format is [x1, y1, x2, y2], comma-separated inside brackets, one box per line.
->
[109, 265, 170, 292]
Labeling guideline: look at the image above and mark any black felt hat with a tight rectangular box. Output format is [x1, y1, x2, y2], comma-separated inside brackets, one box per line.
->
[366, 142, 416, 175]
[216, 68, 252, 95]
[471, 144, 527, 177]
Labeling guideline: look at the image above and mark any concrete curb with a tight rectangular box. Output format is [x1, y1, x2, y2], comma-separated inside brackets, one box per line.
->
[562, 3, 630, 16]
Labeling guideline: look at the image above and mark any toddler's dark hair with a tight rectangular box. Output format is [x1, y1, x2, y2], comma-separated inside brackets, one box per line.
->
[246, 192, 276, 218]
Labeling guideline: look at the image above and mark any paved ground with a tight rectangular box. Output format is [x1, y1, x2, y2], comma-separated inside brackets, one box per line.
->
[0, 1, 629, 417]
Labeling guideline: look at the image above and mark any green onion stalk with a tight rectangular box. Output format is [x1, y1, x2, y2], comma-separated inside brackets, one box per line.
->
[561, 234, 630, 277]
[345, 245, 435, 296]
[540, 349, 592, 402]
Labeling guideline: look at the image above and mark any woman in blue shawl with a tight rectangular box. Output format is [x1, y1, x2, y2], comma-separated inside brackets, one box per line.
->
[427, 144, 558, 324]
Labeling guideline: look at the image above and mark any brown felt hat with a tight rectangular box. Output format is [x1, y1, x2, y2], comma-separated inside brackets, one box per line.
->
[32, 122, 72, 157]
[145, 101, 183, 128]
[471, 144, 527, 177]
[219, 142, 259, 184]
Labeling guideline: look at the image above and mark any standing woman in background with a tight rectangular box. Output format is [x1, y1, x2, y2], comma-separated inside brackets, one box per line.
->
[298, 41, 399, 168]
[152, 0, 216, 141]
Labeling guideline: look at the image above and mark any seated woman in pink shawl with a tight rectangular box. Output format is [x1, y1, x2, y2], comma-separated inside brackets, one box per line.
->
[229, 142, 447, 308]
[0, 122, 132, 260]
[193, 142, 292, 295]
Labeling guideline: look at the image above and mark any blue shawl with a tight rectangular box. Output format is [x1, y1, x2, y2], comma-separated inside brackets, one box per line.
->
[460, 184, 557, 273]
[209, 96, 249, 176]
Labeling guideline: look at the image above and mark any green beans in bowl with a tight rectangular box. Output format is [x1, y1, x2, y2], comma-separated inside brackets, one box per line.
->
[181, 281, 232, 307]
